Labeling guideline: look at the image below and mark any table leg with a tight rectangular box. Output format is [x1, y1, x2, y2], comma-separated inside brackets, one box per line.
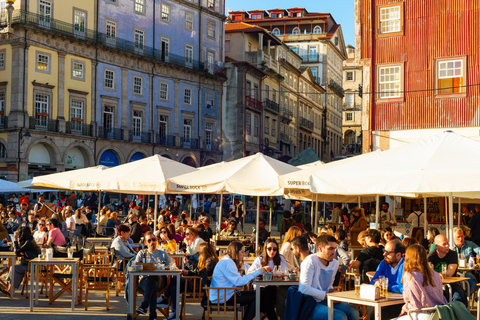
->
[128, 273, 134, 318]
[446, 284, 452, 302]
[35, 262, 39, 305]
[71, 263, 76, 311]
[176, 274, 180, 320]
[29, 262, 34, 312]
[255, 285, 261, 320]
[375, 305, 381, 320]
[10, 257, 14, 299]
[327, 296, 333, 320]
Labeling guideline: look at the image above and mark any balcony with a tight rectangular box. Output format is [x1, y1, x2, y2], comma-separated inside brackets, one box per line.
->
[281, 32, 327, 42]
[0, 115, 7, 129]
[98, 126, 124, 141]
[299, 54, 321, 63]
[181, 138, 199, 149]
[280, 108, 293, 123]
[343, 103, 361, 110]
[245, 51, 279, 73]
[65, 121, 93, 136]
[156, 134, 176, 146]
[129, 131, 151, 143]
[245, 96, 263, 113]
[264, 99, 279, 114]
[299, 117, 314, 132]
[328, 79, 345, 97]
[280, 132, 291, 144]
[29, 116, 58, 132]
[202, 140, 221, 152]
[8, 10, 205, 72]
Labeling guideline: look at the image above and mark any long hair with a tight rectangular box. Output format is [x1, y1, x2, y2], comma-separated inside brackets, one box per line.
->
[226, 241, 244, 270]
[352, 206, 365, 218]
[17, 225, 33, 245]
[282, 226, 302, 248]
[159, 226, 173, 240]
[403, 244, 435, 288]
[75, 208, 82, 219]
[198, 242, 219, 271]
[427, 227, 440, 244]
[261, 238, 281, 267]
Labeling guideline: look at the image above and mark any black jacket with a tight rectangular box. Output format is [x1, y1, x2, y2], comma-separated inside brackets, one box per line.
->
[130, 222, 143, 243]
[14, 237, 41, 265]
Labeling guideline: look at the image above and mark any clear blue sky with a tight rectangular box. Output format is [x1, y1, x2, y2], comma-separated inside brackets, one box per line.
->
[224, 0, 355, 47]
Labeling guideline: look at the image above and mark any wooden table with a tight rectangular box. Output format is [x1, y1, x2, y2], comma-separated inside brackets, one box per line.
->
[86, 237, 112, 244]
[253, 279, 298, 320]
[0, 251, 16, 298]
[327, 290, 404, 320]
[30, 257, 80, 311]
[442, 276, 470, 309]
[128, 269, 181, 320]
[168, 253, 185, 269]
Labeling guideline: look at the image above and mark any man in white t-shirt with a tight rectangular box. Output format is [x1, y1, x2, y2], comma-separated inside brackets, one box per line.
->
[380, 202, 397, 229]
[299, 234, 359, 320]
[64, 206, 76, 236]
[406, 204, 425, 228]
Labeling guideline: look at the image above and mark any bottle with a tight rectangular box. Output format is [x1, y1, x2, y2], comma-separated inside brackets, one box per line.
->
[469, 255, 475, 269]
[142, 250, 146, 263]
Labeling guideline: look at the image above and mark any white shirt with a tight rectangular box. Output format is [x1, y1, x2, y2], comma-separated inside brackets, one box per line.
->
[73, 213, 89, 225]
[380, 210, 396, 228]
[407, 211, 425, 228]
[185, 236, 205, 256]
[280, 241, 297, 269]
[247, 255, 288, 273]
[210, 255, 261, 303]
[299, 254, 339, 302]
[66, 216, 76, 231]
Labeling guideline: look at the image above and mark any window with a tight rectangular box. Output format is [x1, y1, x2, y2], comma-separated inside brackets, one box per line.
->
[346, 112, 353, 121]
[185, 44, 194, 66]
[272, 28, 281, 36]
[272, 89, 276, 103]
[436, 58, 466, 95]
[35, 94, 49, 128]
[185, 12, 193, 30]
[134, 0, 145, 14]
[206, 92, 214, 108]
[159, 82, 169, 100]
[183, 119, 192, 143]
[346, 71, 354, 81]
[294, 12, 302, 17]
[291, 47, 298, 54]
[133, 76, 143, 95]
[0, 50, 4, 70]
[161, 37, 170, 60]
[159, 115, 168, 139]
[246, 80, 251, 97]
[207, 0, 214, 9]
[225, 39, 230, 52]
[271, 13, 277, 18]
[0, 143, 6, 158]
[134, 29, 145, 51]
[104, 69, 115, 90]
[271, 119, 276, 137]
[0, 91, 5, 114]
[292, 27, 299, 35]
[184, 88, 192, 104]
[103, 106, 114, 132]
[378, 65, 401, 99]
[133, 111, 142, 136]
[311, 68, 318, 83]
[246, 113, 251, 135]
[308, 46, 317, 61]
[106, 20, 117, 41]
[253, 84, 259, 101]
[251, 14, 262, 19]
[335, 37, 339, 46]
[161, 3, 170, 22]
[264, 117, 269, 134]
[379, 5, 402, 35]
[313, 25, 322, 34]
[70, 100, 84, 132]
[345, 93, 354, 108]
[207, 21, 215, 38]
[265, 85, 269, 100]
[72, 60, 85, 81]
[38, 0, 52, 27]
[36, 52, 51, 74]
[207, 51, 214, 73]
[254, 115, 259, 137]
[74, 10, 86, 36]
[205, 123, 213, 149]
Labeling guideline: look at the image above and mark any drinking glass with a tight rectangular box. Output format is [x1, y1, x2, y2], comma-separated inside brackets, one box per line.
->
[67, 248, 73, 259]
[354, 276, 361, 294]
[441, 264, 447, 277]
[382, 278, 389, 297]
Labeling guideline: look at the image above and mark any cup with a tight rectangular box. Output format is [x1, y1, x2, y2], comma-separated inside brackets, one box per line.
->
[264, 272, 272, 281]
[354, 276, 361, 294]
[441, 264, 447, 277]
[382, 278, 388, 297]
[67, 248, 73, 259]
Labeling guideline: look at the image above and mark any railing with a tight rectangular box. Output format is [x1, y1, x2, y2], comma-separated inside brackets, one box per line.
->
[8, 10, 206, 72]
[97, 126, 124, 140]
[299, 117, 314, 131]
[129, 130, 151, 143]
[264, 99, 279, 114]
[29, 116, 58, 132]
[245, 52, 259, 65]
[280, 108, 293, 123]
[156, 134, 176, 146]
[181, 138, 199, 149]
[328, 79, 345, 97]
[343, 103, 361, 110]
[245, 96, 263, 112]
[0, 115, 7, 129]
[202, 140, 221, 152]
[299, 54, 321, 63]
[280, 132, 291, 143]
[65, 121, 93, 136]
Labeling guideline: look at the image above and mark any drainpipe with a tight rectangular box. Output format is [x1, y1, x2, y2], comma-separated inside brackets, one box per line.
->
[243, 69, 247, 157]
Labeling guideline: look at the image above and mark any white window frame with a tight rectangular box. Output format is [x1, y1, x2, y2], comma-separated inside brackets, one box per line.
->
[70, 99, 84, 132]
[106, 20, 117, 42]
[379, 5, 401, 34]
[161, 3, 170, 23]
[134, 28, 145, 52]
[246, 112, 251, 135]
[104, 69, 115, 90]
[0, 91, 5, 114]
[345, 93, 354, 108]
[185, 44, 194, 67]
[71, 60, 85, 81]
[313, 25, 322, 34]
[346, 112, 353, 121]
[0, 49, 5, 70]
[205, 92, 214, 108]
[378, 65, 402, 99]
[183, 119, 192, 143]
[207, 51, 214, 73]
[436, 57, 466, 95]
[159, 82, 169, 101]
[38, 0, 52, 28]
[73, 9, 86, 36]
[159, 114, 168, 138]
[292, 27, 299, 35]
[133, 75, 143, 96]
[346, 71, 354, 81]
[132, 110, 142, 136]
[207, 20, 215, 38]
[205, 122, 213, 149]
[254, 115, 259, 137]
[103, 105, 114, 132]
[264, 116, 269, 134]
[207, 0, 214, 9]
[183, 88, 192, 105]
[134, 0, 145, 14]
[35, 93, 49, 128]
[272, 28, 280, 36]
[185, 12, 194, 31]
[36, 52, 50, 74]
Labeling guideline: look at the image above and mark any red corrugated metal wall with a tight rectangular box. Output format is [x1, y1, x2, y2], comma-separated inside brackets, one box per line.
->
[362, 0, 480, 131]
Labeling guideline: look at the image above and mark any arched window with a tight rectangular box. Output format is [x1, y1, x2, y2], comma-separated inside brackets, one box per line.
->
[292, 27, 299, 35]
[0, 143, 6, 158]
[272, 28, 281, 36]
[313, 25, 322, 34]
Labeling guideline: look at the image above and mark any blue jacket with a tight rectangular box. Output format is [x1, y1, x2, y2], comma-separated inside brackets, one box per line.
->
[285, 286, 317, 320]
[371, 258, 404, 293]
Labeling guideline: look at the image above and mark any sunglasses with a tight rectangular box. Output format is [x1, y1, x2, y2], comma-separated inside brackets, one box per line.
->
[383, 250, 395, 255]
[185, 232, 191, 236]
[146, 238, 156, 243]
[267, 247, 278, 252]
[160, 230, 167, 234]
[39, 224, 45, 226]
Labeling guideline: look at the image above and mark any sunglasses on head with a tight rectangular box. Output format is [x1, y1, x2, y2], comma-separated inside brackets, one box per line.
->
[267, 247, 278, 252]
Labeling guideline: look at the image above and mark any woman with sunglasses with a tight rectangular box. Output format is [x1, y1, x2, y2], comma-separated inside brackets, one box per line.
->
[33, 218, 48, 246]
[219, 220, 237, 237]
[184, 227, 205, 263]
[210, 241, 269, 320]
[247, 238, 287, 320]
[157, 226, 177, 252]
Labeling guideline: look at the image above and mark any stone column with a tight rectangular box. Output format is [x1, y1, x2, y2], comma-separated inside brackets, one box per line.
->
[8, 42, 28, 129]
[57, 52, 66, 133]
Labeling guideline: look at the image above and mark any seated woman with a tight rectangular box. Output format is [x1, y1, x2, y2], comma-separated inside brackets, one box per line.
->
[1, 226, 40, 296]
[381, 227, 399, 246]
[170, 224, 184, 244]
[184, 227, 205, 264]
[111, 224, 136, 260]
[219, 220, 238, 237]
[33, 218, 48, 246]
[106, 211, 121, 235]
[392, 244, 447, 320]
[280, 226, 302, 269]
[248, 238, 287, 320]
[157, 226, 177, 252]
[96, 206, 109, 235]
[210, 241, 268, 320]
[73, 208, 89, 236]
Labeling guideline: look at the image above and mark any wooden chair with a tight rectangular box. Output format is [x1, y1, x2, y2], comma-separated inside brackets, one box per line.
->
[204, 286, 243, 320]
[21, 260, 48, 299]
[83, 264, 115, 310]
[180, 275, 203, 320]
[131, 273, 170, 319]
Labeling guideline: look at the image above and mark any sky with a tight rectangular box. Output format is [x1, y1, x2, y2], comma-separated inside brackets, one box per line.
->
[224, 0, 355, 47]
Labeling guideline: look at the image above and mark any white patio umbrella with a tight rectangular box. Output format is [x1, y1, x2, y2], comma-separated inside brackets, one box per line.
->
[308, 132, 480, 247]
[167, 152, 300, 249]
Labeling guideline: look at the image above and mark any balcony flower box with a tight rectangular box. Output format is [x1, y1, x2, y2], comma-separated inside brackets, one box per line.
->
[36, 113, 48, 117]
[71, 118, 83, 122]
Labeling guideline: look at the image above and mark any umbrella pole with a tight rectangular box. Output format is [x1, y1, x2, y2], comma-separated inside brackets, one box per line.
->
[154, 194, 158, 234]
[218, 192, 223, 227]
[314, 195, 318, 234]
[256, 197, 260, 254]
[448, 194, 454, 248]
[393, 197, 396, 221]
[423, 197, 427, 236]
[375, 195, 380, 229]
[458, 198, 461, 227]
[310, 195, 314, 227]
[358, 196, 361, 207]
[268, 197, 272, 233]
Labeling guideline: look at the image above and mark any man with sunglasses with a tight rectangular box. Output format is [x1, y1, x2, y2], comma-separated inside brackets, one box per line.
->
[46, 218, 66, 247]
[371, 239, 405, 293]
[135, 231, 171, 320]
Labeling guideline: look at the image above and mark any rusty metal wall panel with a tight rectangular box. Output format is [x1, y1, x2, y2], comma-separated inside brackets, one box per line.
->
[361, 0, 480, 131]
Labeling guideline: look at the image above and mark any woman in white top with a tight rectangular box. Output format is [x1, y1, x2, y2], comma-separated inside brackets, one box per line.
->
[248, 238, 287, 320]
[73, 208, 89, 236]
[280, 226, 302, 269]
[184, 227, 205, 263]
[33, 218, 48, 246]
[210, 241, 268, 320]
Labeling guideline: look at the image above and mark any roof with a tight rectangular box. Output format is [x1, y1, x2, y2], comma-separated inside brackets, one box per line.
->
[225, 22, 283, 45]
[287, 7, 308, 12]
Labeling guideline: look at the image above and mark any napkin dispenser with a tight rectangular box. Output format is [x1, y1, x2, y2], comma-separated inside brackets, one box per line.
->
[360, 284, 380, 300]
[459, 259, 466, 268]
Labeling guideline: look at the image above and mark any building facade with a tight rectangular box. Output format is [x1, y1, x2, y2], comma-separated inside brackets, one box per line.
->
[356, 0, 480, 151]
[223, 22, 325, 161]
[0, 0, 225, 181]
[229, 8, 346, 160]
[342, 45, 362, 154]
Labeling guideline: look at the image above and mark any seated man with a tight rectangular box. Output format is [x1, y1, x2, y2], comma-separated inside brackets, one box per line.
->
[349, 229, 384, 278]
[452, 227, 478, 293]
[371, 239, 405, 293]
[428, 234, 467, 306]
[135, 231, 171, 320]
[299, 234, 359, 320]
[46, 218, 66, 247]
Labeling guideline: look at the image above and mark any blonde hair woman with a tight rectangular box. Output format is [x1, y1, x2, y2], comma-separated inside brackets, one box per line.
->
[280, 226, 302, 268]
